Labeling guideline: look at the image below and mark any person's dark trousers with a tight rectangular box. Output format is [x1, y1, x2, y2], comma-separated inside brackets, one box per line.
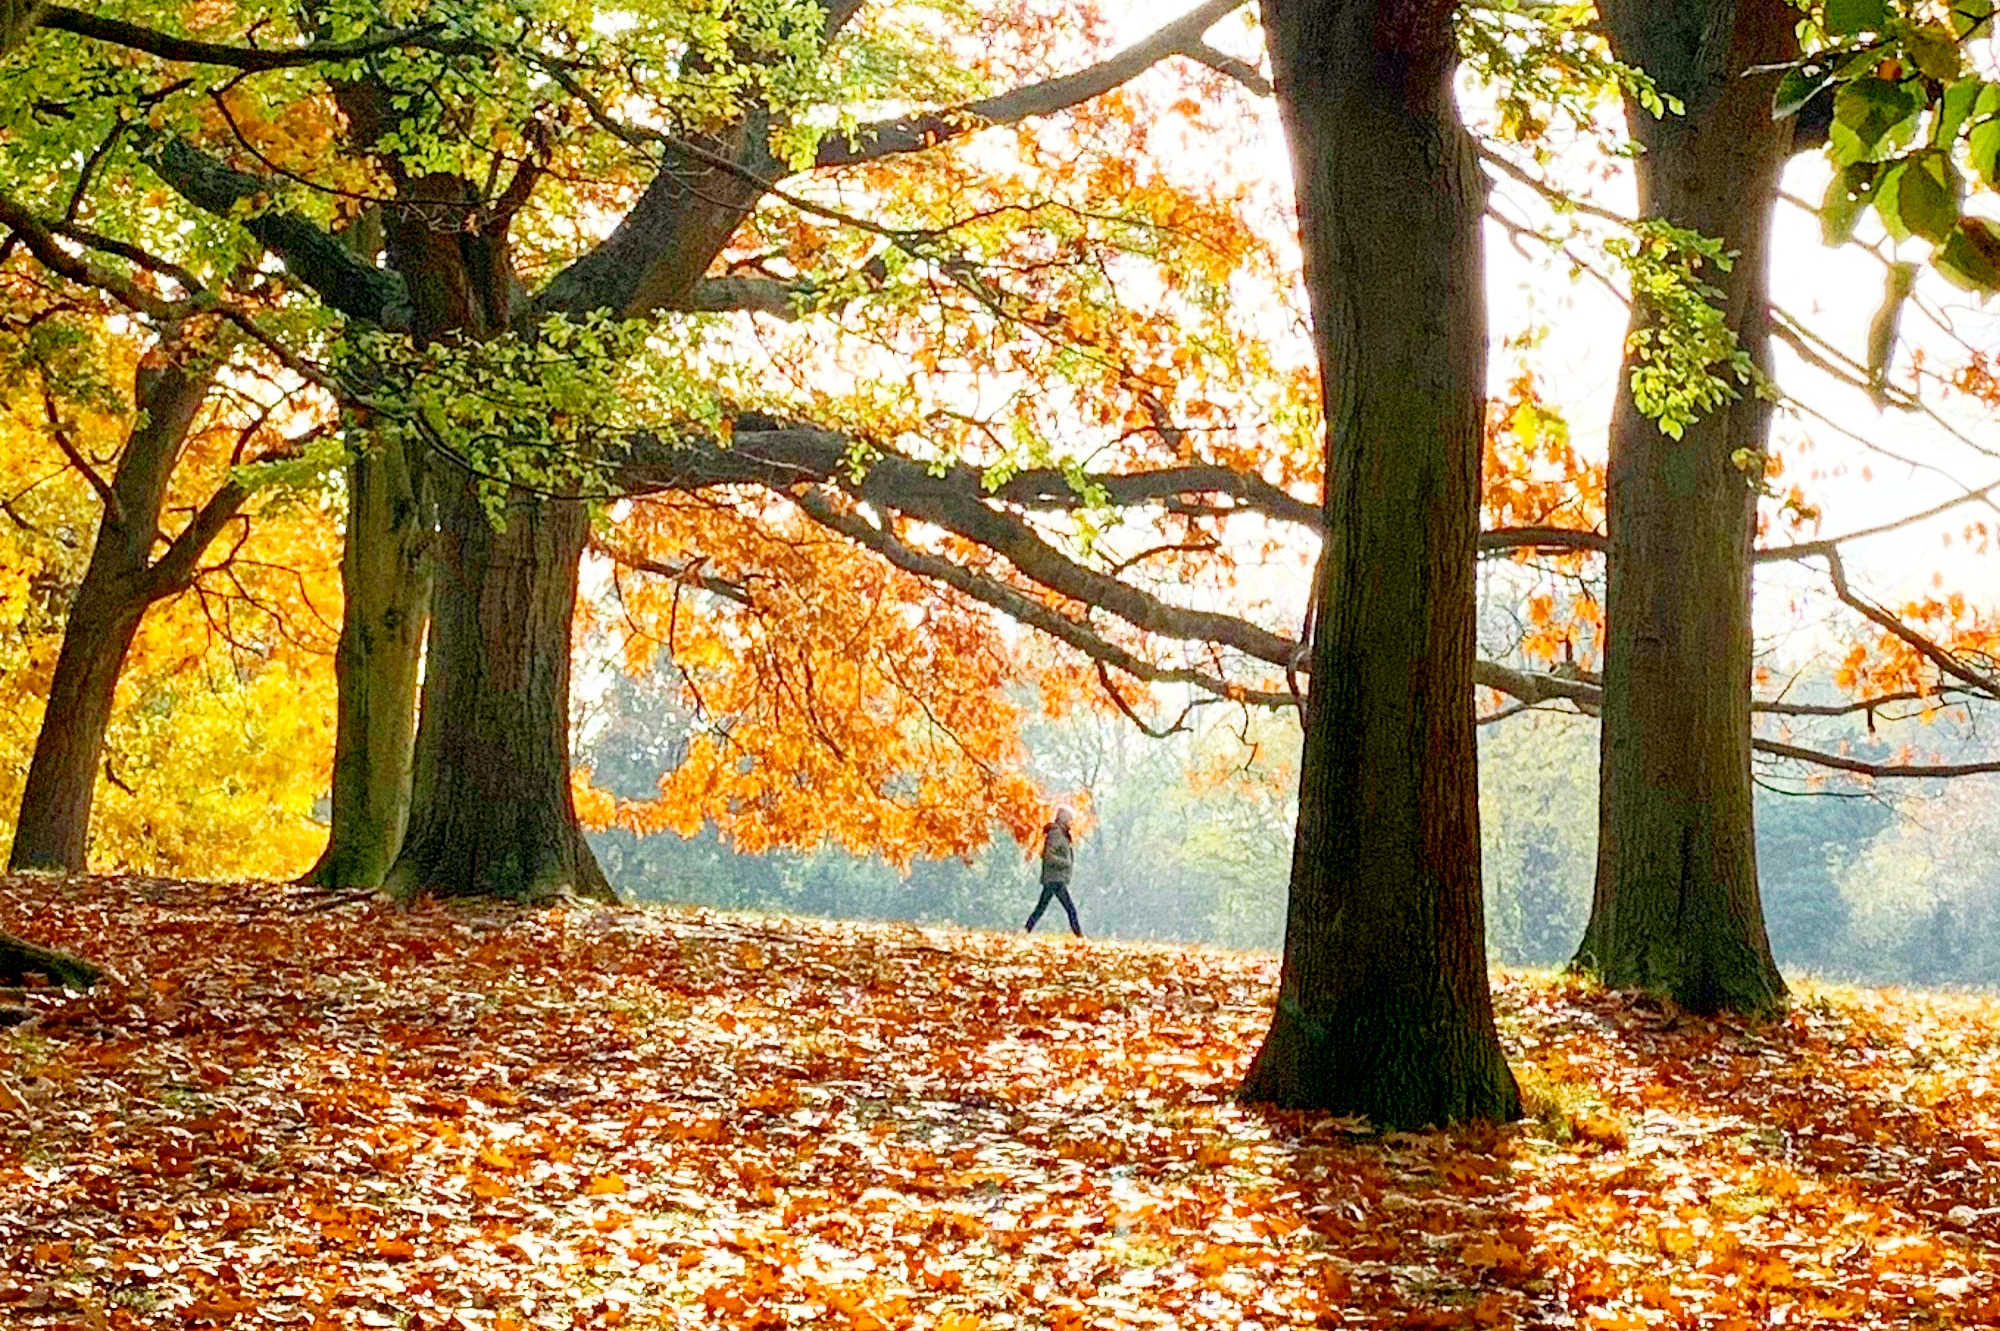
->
[1025, 883, 1082, 936]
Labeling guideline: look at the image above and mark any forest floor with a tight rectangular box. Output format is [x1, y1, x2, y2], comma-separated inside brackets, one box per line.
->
[2, 876, 1999, 1330]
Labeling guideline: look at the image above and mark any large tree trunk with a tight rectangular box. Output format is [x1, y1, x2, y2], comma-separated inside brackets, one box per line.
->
[1576, 0, 1793, 1015]
[384, 476, 611, 901]
[7, 598, 147, 872]
[8, 351, 215, 873]
[302, 432, 433, 889]
[302, 159, 614, 902]
[1239, 0, 1519, 1127]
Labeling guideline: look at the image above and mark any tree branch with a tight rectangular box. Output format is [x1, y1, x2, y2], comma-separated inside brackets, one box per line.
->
[40, 6, 479, 71]
[0, 188, 196, 321]
[1818, 548, 2000, 700]
[813, 0, 1250, 169]
[36, 375, 120, 522]
[136, 431, 316, 602]
[589, 536, 752, 605]
[1480, 525, 1605, 557]
[1752, 739, 2000, 780]
[143, 136, 411, 328]
[684, 276, 802, 319]
[785, 486, 1294, 708]
[1761, 475, 2000, 564]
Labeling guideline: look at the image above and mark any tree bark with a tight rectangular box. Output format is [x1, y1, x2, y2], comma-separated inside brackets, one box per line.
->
[1577, 0, 1793, 1015]
[384, 476, 612, 901]
[1239, 0, 1519, 1127]
[8, 349, 216, 873]
[296, 156, 615, 902]
[302, 432, 432, 889]
[0, 929, 100, 988]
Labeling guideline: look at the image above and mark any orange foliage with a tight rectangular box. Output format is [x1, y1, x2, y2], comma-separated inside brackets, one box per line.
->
[582, 495, 1053, 862]
[6, 875, 2000, 1330]
[1831, 591, 2000, 712]
[570, 9, 1316, 859]
[1483, 371, 1602, 538]
[1483, 372, 1606, 671]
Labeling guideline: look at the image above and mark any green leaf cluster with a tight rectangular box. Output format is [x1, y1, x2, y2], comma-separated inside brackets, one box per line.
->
[1781, 1, 2000, 290]
[1607, 220, 1760, 440]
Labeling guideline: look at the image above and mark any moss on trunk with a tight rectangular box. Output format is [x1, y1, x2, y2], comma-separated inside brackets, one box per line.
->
[303, 432, 432, 890]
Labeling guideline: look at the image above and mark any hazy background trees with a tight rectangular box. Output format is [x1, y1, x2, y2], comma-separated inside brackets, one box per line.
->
[573, 648, 1999, 988]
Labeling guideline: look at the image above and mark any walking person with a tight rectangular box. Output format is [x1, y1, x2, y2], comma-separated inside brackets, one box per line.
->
[1025, 807, 1083, 937]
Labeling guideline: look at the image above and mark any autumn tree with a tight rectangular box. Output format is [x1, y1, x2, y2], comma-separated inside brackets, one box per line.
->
[7, 0, 1321, 900]
[2, 319, 317, 875]
[1232, 0, 1519, 1127]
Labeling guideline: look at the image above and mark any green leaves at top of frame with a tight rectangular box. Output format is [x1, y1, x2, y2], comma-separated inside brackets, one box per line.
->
[1825, 0, 1892, 37]
[1824, 0, 1993, 38]
[1875, 151, 1961, 243]
[1829, 77, 1924, 164]
[1777, 2, 2000, 291]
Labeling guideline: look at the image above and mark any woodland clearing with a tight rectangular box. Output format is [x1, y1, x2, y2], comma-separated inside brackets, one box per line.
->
[2, 874, 1998, 1330]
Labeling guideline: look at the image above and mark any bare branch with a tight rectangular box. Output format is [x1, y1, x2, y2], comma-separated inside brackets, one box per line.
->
[1761, 475, 2000, 564]
[813, 0, 1250, 169]
[1480, 525, 1605, 557]
[589, 537, 753, 605]
[36, 377, 119, 521]
[137, 429, 316, 602]
[1753, 739, 2000, 780]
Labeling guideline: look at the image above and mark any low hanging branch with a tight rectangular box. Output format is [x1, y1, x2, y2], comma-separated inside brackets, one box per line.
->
[611, 424, 2000, 781]
[0, 930, 101, 989]
[782, 486, 1293, 709]
[37, 6, 484, 70]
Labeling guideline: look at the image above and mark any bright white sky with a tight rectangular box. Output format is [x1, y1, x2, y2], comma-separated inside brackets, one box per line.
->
[1111, 1, 2000, 650]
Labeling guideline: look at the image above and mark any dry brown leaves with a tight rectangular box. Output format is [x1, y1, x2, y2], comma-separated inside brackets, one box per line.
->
[1, 875, 1997, 1329]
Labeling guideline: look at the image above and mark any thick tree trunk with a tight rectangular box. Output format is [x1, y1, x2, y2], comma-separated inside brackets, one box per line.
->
[302, 433, 433, 889]
[0, 929, 100, 988]
[304, 163, 612, 902]
[7, 599, 146, 872]
[8, 352, 215, 873]
[384, 474, 612, 901]
[1239, 0, 1518, 1127]
[1576, 0, 1793, 1015]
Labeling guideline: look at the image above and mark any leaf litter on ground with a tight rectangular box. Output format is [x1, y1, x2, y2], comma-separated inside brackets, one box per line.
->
[1, 874, 1998, 1329]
